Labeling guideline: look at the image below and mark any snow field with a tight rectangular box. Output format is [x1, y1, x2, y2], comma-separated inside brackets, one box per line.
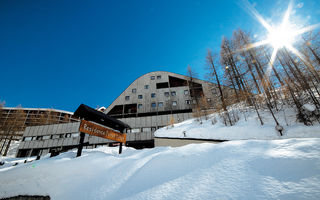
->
[1, 138, 320, 200]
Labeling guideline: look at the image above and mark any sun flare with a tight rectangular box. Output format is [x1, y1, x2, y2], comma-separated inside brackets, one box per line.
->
[267, 23, 296, 49]
[242, 1, 320, 76]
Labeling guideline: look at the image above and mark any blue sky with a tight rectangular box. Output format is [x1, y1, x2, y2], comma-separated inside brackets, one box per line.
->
[1, 0, 319, 112]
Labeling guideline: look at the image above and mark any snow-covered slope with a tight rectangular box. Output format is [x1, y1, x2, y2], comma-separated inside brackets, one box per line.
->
[155, 107, 320, 140]
[1, 138, 320, 200]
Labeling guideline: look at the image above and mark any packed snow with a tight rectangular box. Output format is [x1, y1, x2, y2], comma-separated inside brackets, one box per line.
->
[155, 107, 320, 140]
[1, 138, 320, 200]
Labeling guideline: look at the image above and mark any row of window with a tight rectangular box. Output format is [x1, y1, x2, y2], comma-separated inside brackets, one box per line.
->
[151, 75, 161, 80]
[23, 133, 79, 141]
[136, 100, 192, 109]
[127, 126, 164, 133]
[126, 90, 189, 101]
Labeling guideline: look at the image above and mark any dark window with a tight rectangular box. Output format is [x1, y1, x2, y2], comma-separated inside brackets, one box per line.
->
[158, 102, 163, 107]
[132, 88, 136, 93]
[36, 136, 43, 140]
[151, 93, 156, 98]
[171, 91, 176, 96]
[108, 105, 123, 115]
[125, 96, 130, 101]
[138, 104, 143, 109]
[65, 133, 71, 138]
[157, 75, 161, 80]
[144, 85, 149, 89]
[164, 92, 169, 97]
[124, 104, 137, 114]
[138, 95, 143, 99]
[169, 76, 188, 87]
[151, 76, 155, 80]
[151, 127, 157, 131]
[190, 82, 204, 97]
[156, 82, 169, 89]
[186, 100, 191, 104]
[151, 103, 156, 108]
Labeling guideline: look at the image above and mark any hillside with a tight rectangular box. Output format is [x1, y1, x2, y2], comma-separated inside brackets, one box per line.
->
[155, 106, 320, 140]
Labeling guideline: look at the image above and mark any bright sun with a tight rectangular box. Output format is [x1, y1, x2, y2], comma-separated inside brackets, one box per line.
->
[242, 1, 320, 75]
[267, 23, 296, 49]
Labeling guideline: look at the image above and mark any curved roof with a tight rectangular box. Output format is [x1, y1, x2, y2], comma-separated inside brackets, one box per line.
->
[105, 71, 210, 110]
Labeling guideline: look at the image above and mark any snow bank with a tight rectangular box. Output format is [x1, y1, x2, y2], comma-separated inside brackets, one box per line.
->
[1, 138, 320, 199]
[155, 107, 320, 140]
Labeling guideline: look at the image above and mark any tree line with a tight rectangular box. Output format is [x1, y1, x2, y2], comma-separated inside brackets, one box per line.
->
[188, 29, 320, 132]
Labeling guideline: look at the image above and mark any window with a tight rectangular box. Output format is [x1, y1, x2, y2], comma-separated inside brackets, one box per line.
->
[71, 133, 79, 138]
[65, 133, 72, 138]
[132, 128, 140, 133]
[144, 85, 149, 89]
[36, 136, 43, 140]
[52, 135, 60, 139]
[151, 93, 156, 98]
[157, 75, 161, 80]
[43, 135, 51, 140]
[157, 82, 169, 89]
[151, 103, 157, 108]
[164, 92, 169, 97]
[171, 91, 176, 96]
[132, 88, 136, 93]
[158, 102, 163, 107]
[59, 134, 64, 138]
[138, 104, 143, 109]
[172, 101, 177, 106]
[138, 95, 143, 99]
[24, 137, 32, 141]
[125, 96, 130, 101]
[151, 76, 155, 80]
[184, 90, 189, 95]
[185, 100, 191, 104]
[151, 127, 157, 131]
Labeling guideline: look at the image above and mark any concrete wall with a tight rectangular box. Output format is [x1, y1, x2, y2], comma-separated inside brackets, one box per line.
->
[17, 122, 155, 157]
[105, 71, 221, 115]
[155, 137, 222, 147]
